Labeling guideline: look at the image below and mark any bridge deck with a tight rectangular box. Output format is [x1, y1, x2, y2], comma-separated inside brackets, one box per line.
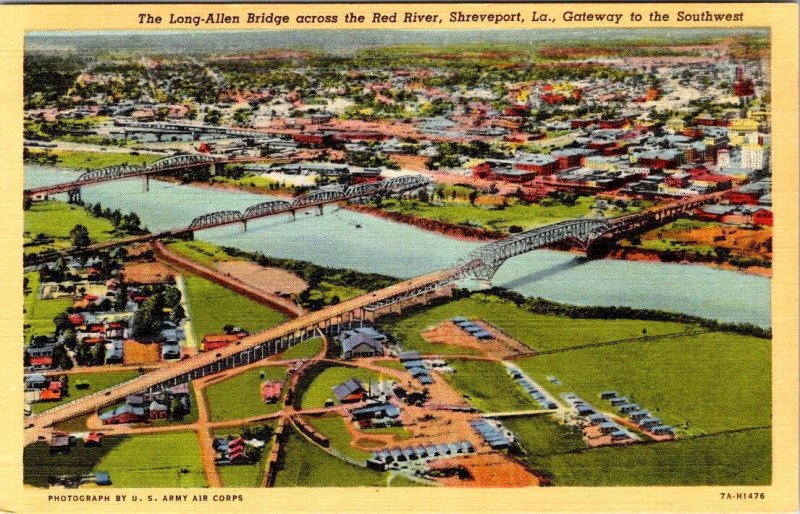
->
[26, 267, 456, 430]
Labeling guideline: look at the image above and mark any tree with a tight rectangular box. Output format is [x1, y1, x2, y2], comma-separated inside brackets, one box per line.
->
[132, 296, 163, 338]
[63, 329, 77, 350]
[468, 190, 478, 205]
[69, 224, 90, 248]
[171, 304, 185, 322]
[162, 287, 182, 308]
[23, 195, 33, 211]
[170, 397, 186, 420]
[53, 312, 71, 336]
[114, 286, 128, 311]
[75, 341, 92, 366]
[92, 343, 106, 366]
[204, 108, 222, 125]
[51, 344, 73, 370]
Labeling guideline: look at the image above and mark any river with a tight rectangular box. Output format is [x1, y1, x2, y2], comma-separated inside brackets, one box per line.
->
[25, 166, 771, 328]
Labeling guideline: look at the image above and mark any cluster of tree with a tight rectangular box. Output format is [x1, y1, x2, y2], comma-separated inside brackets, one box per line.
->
[346, 150, 398, 170]
[23, 148, 59, 166]
[131, 285, 184, 338]
[23, 52, 86, 107]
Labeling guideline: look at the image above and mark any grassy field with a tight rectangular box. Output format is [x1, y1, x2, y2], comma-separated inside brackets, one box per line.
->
[304, 414, 373, 461]
[380, 196, 598, 232]
[528, 427, 771, 486]
[516, 332, 771, 435]
[31, 371, 140, 414]
[24, 201, 118, 255]
[51, 150, 160, 170]
[205, 366, 287, 422]
[24, 439, 128, 488]
[300, 366, 386, 409]
[280, 337, 324, 360]
[310, 281, 366, 305]
[443, 360, 537, 413]
[378, 296, 696, 355]
[92, 431, 206, 487]
[502, 414, 586, 457]
[273, 427, 398, 487]
[183, 274, 287, 343]
[167, 240, 236, 267]
[24, 271, 73, 343]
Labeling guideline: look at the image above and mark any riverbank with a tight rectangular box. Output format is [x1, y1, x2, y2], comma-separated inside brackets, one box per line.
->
[154, 176, 773, 277]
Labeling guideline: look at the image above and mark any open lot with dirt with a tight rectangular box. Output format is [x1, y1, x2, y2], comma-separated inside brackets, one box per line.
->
[216, 261, 308, 296]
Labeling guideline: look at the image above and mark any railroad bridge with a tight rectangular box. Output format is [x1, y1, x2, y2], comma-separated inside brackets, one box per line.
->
[184, 174, 432, 232]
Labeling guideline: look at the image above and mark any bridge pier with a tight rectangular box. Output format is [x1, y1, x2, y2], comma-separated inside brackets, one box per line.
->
[142, 175, 149, 193]
[241, 220, 247, 232]
[316, 205, 324, 216]
[476, 278, 492, 289]
[67, 188, 82, 204]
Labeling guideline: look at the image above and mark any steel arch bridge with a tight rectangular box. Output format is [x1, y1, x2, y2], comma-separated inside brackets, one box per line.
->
[454, 218, 613, 281]
[243, 200, 292, 220]
[382, 174, 431, 194]
[74, 154, 216, 184]
[290, 186, 347, 209]
[182, 174, 431, 232]
[187, 210, 244, 231]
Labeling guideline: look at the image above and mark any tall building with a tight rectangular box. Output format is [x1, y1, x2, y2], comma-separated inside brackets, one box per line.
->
[741, 144, 765, 170]
[717, 148, 731, 168]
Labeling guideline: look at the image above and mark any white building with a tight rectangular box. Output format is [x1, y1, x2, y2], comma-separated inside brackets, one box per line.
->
[741, 144, 765, 170]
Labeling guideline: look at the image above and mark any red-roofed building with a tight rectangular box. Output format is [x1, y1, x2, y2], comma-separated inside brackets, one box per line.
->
[203, 334, 242, 351]
[261, 381, 283, 403]
[753, 208, 773, 226]
[30, 356, 53, 368]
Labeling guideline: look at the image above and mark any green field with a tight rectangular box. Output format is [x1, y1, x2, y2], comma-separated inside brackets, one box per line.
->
[24, 271, 72, 343]
[378, 296, 696, 355]
[502, 414, 587, 457]
[183, 274, 288, 343]
[443, 360, 537, 413]
[92, 431, 206, 487]
[24, 201, 118, 255]
[309, 281, 366, 305]
[51, 149, 160, 170]
[304, 414, 373, 461]
[300, 366, 386, 409]
[380, 196, 598, 232]
[167, 240, 236, 267]
[528, 427, 771, 486]
[516, 332, 771, 435]
[32, 371, 140, 414]
[24, 439, 128, 488]
[273, 427, 398, 487]
[280, 337, 324, 360]
[205, 366, 287, 422]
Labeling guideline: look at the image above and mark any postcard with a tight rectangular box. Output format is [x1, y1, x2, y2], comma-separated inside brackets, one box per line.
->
[0, 2, 797, 513]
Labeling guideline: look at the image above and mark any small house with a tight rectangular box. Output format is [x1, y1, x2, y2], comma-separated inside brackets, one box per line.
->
[24, 373, 49, 391]
[332, 378, 367, 404]
[600, 391, 617, 400]
[100, 404, 147, 425]
[148, 400, 169, 419]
